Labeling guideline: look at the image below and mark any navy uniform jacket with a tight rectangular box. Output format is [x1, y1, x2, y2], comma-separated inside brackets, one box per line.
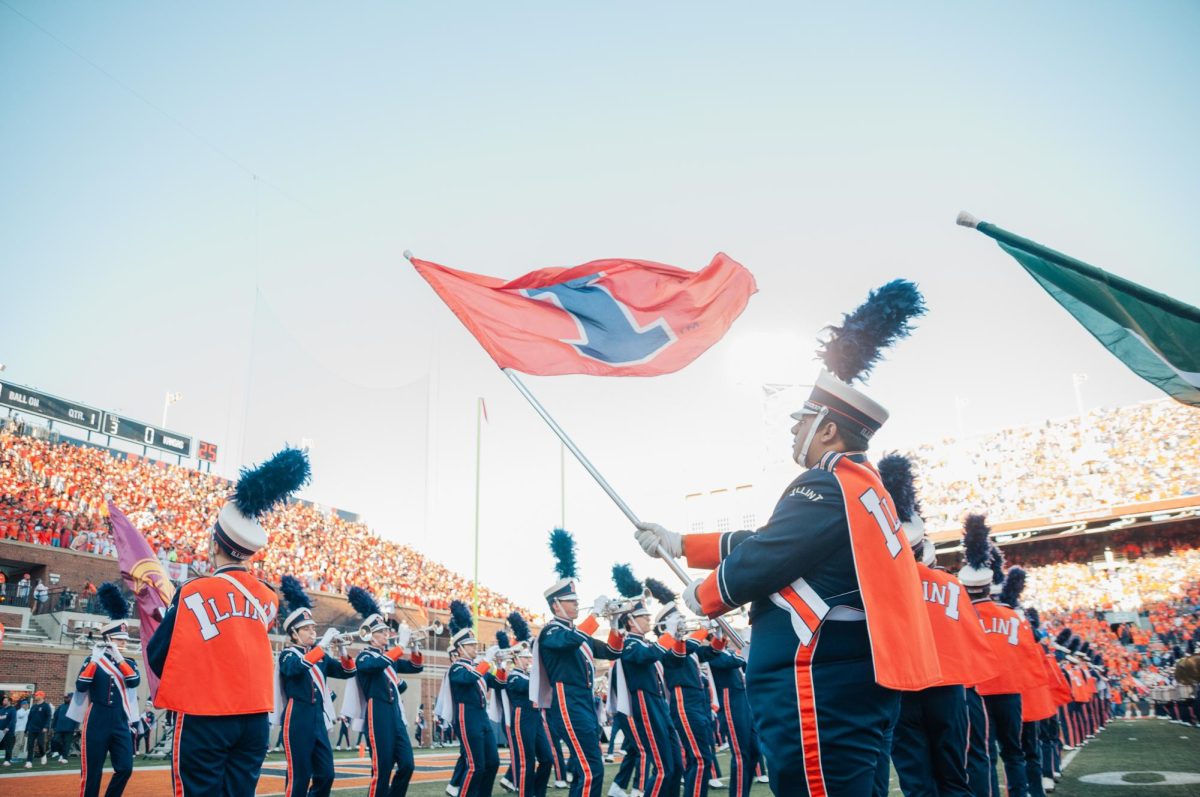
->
[661, 635, 718, 692]
[448, 659, 503, 717]
[77, 651, 141, 720]
[537, 617, 622, 696]
[703, 465, 862, 617]
[0, 706, 14, 734]
[506, 669, 535, 711]
[355, 647, 422, 705]
[279, 645, 356, 705]
[707, 646, 747, 692]
[619, 633, 673, 697]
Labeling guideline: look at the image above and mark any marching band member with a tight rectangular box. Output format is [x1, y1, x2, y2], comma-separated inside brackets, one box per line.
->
[506, 611, 555, 797]
[532, 529, 623, 797]
[438, 600, 501, 797]
[148, 447, 308, 796]
[274, 575, 357, 797]
[878, 454, 998, 797]
[998, 569, 1056, 797]
[72, 583, 140, 797]
[612, 568, 681, 797]
[637, 281, 941, 796]
[706, 629, 756, 797]
[495, 629, 518, 793]
[653, 596, 718, 797]
[347, 586, 424, 797]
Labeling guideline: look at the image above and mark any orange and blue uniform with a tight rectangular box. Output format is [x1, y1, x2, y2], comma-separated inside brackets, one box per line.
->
[278, 644, 356, 797]
[76, 650, 139, 797]
[707, 638, 758, 797]
[447, 657, 502, 797]
[618, 630, 681, 797]
[687, 452, 941, 797]
[355, 645, 423, 797]
[147, 564, 279, 797]
[506, 666, 554, 797]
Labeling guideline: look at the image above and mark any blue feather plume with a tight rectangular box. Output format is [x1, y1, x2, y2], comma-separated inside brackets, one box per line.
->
[97, 582, 127, 621]
[508, 611, 531, 643]
[612, 564, 644, 599]
[644, 577, 676, 605]
[877, 453, 920, 523]
[347, 586, 380, 620]
[1025, 606, 1040, 629]
[1000, 567, 1026, 607]
[280, 575, 312, 612]
[818, 280, 927, 383]
[449, 600, 474, 635]
[234, 447, 311, 519]
[497, 630, 510, 649]
[961, 514, 991, 570]
[1054, 628, 1072, 646]
[989, 544, 1006, 585]
[549, 528, 577, 580]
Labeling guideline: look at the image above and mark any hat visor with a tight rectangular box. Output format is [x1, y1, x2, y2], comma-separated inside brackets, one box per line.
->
[789, 403, 821, 422]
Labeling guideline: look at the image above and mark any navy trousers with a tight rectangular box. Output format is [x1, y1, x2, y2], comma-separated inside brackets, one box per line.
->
[511, 705, 553, 797]
[718, 687, 758, 797]
[455, 708, 499, 797]
[366, 698, 414, 797]
[964, 688, 991, 797]
[172, 712, 269, 797]
[1022, 721, 1045, 797]
[543, 710, 568, 784]
[891, 684, 970, 797]
[670, 687, 714, 797]
[282, 700, 335, 797]
[81, 704, 133, 797]
[548, 688, 604, 797]
[612, 714, 642, 791]
[748, 619, 899, 797]
[983, 694, 1027, 797]
[628, 691, 681, 797]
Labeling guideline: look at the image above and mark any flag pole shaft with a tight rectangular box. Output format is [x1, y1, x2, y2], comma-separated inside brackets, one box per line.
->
[473, 396, 482, 634]
[502, 368, 743, 647]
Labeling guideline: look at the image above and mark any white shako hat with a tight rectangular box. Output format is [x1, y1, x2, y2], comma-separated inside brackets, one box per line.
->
[545, 528, 580, 605]
[348, 587, 390, 640]
[957, 513, 995, 588]
[96, 582, 130, 639]
[279, 575, 316, 634]
[791, 280, 926, 464]
[214, 447, 310, 560]
[449, 600, 477, 648]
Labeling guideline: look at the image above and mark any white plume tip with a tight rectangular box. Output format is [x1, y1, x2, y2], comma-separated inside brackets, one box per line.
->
[402, 249, 415, 262]
[956, 211, 980, 229]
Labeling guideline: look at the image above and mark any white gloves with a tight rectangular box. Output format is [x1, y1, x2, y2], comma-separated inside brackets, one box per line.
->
[107, 644, 124, 663]
[319, 627, 340, 650]
[485, 645, 501, 664]
[635, 522, 682, 559]
[592, 595, 611, 616]
[664, 613, 682, 638]
[395, 624, 412, 649]
[682, 578, 704, 616]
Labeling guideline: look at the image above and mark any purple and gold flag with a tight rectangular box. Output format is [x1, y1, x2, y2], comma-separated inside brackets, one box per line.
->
[108, 499, 175, 696]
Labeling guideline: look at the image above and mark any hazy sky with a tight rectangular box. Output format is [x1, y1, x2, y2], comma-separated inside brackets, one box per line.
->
[3, 2, 1197, 611]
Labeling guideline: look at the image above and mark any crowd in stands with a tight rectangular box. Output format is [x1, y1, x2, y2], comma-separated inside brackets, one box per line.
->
[0, 425, 532, 619]
[909, 399, 1200, 530]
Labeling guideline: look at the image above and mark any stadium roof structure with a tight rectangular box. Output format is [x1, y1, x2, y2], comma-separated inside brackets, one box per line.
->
[928, 494, 1200, 554]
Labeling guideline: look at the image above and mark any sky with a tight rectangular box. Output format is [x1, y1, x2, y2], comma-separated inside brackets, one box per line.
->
[2, 1, 1198, 612]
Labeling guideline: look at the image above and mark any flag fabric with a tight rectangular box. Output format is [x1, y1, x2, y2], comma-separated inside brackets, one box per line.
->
[974, 220, 1200, 407]
[411, 253, 756, 376]
[108, 500, 176, 696]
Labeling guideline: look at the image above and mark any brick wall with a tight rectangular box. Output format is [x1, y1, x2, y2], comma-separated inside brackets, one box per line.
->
[0, 540, 120, 592]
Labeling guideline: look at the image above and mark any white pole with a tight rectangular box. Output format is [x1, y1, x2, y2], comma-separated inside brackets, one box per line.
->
[502, 368, 743, 646]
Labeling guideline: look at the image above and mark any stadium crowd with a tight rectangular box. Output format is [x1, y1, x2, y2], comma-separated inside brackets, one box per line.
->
[910, 398, 1200, 530]
[0, 425, 531, 618]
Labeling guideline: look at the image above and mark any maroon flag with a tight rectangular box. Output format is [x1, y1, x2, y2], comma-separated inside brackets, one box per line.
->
[108, 500, 175, 696]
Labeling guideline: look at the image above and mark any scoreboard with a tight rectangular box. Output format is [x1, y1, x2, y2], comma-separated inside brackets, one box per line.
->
[1, 380, 196, 458]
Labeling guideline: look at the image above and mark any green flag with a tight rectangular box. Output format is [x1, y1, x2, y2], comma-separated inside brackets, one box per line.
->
[959, 213, 1200, 407]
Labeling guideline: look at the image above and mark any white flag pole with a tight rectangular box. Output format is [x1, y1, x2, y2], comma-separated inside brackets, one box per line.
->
[502, 368, 743, 647]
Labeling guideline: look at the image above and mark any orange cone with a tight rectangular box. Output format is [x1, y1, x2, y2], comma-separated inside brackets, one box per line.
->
[358, 741, 365, 759]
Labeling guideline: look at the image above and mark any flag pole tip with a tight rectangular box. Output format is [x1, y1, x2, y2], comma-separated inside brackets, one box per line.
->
[402, 249, 415, 262]
[955, 211, 980, 229]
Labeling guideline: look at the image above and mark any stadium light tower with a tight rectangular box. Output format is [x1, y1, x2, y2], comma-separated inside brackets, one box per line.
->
[1072, 373, 1089, 423]
[162, 391, 183, 427]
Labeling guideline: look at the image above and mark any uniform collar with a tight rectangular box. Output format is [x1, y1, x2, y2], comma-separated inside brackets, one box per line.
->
[215, 564, 248, 574]
[550, 616, 574, 629]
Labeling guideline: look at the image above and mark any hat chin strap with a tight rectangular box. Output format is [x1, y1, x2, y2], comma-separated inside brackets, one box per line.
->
[796, 406, 829, 468]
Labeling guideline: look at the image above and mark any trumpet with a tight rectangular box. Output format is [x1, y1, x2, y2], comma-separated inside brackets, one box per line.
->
[407, 621, 445, 648]
[596, 597, 637, 619]
[675, 617, 719, 635]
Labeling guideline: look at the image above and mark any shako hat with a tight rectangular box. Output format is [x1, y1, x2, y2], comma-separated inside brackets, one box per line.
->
[214, 447, 310, 560]
[791, 280, 926, 462]
[280, 575, 316, 634]
[349, 586, 389, 640]
[449, 600, 477, 648]
[545, 528, 580, 605]
[957, 514, 994, 588]
[97, 582, 130, 639]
